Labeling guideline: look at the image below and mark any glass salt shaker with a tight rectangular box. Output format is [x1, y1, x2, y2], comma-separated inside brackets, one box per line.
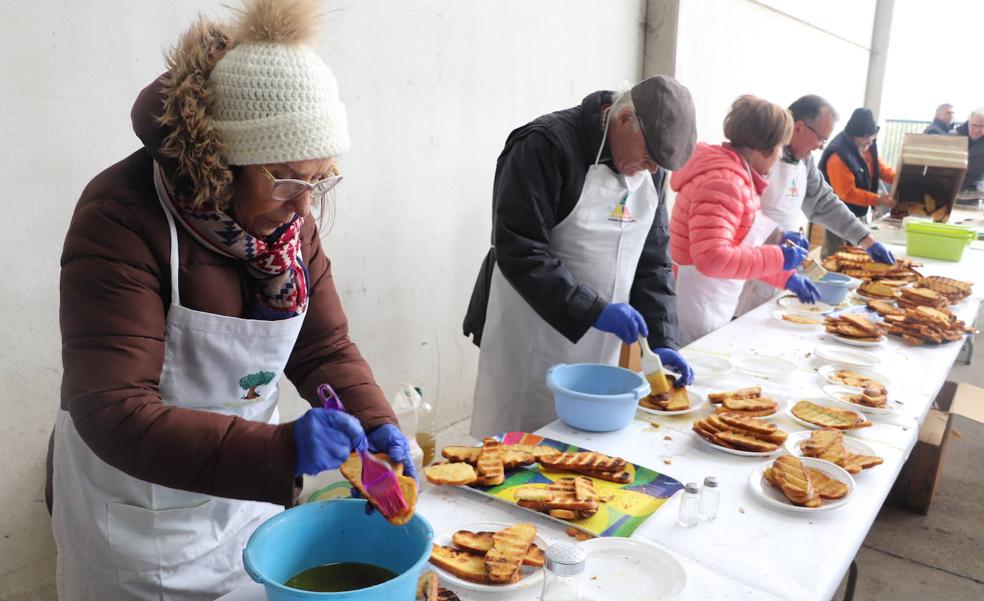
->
[541, 542, 587, 601]
[699, 476, 719, 521]
[677, 482, 700, 528]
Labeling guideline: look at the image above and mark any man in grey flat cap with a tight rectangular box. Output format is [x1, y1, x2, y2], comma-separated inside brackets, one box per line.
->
[463, 76, 698, 437]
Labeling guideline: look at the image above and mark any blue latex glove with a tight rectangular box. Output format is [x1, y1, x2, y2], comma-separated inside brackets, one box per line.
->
[653, 347, 695, 387]
[293, 408, 368, 476]
[367, 423, 419, 484]
[782, 230, 809, 249]
[594, 303, 648, 345]
[786, 274, 821, 304]
[866, 242, 896, 265]
[781, 242, 809, 270]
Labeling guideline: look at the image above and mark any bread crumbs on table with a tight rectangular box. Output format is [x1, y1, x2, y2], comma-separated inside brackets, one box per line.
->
[663, 435, 673, 441]
[662, 458, 672, 465]
[738, 506, 746, 514]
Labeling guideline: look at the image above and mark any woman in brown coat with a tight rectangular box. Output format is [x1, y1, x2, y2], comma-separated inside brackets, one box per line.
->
[49, 1, 412, 599]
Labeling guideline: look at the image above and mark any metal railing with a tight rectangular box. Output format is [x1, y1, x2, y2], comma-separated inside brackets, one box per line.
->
[880, 119, 931, 169]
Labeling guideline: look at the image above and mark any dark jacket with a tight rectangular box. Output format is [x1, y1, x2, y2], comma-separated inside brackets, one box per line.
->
[819, 131, 882, 218]
[924, 118, 954, 135]
[462, 91, 679, 350]
[953, 122, 984, 191]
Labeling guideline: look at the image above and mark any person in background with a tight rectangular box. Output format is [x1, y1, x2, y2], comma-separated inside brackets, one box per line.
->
[818, 108, 896, 256]
[670, 95, 820, 346]
[951, 107, 984, 194]
[924, 103, 955, 135]
[464, 76, 698, 438]
[734, 95, 895, 316]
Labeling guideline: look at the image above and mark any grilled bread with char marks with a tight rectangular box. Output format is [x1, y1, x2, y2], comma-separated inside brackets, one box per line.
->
[764, 456, 820, 507]
[792, 401, 871, 430]
[538, 451, 626, 473]
[484, 523, 537, 583]
[708, 386, 762, 403]
[451, 531, 544, 567]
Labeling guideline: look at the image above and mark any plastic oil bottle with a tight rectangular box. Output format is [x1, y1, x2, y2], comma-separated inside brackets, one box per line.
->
[413, 386, 437, 467]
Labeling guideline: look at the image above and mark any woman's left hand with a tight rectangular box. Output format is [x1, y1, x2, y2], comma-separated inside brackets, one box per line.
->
[367, 424, 419, 484]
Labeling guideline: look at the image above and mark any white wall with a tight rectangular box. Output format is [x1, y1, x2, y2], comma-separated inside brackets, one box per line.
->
[0, 1, 646, 597]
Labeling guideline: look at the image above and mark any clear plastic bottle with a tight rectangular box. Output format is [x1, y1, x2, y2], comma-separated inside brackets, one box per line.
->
[699, 476, 719, 521]
[413, 386, 437, 467]
[540, 542, 586, 601]
[677, 482, 700, 528]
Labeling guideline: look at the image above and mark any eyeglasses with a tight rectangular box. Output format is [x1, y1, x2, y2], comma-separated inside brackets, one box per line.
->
[804, 122, 829, 146]
[261, 164, 343, 202]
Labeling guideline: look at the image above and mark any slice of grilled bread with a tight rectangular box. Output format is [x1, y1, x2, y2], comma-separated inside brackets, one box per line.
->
[792, 401, 871, 430]
[429, 544, 490, 583]
[441, 446, 481, 464]
[715, 412, 777, 436]
[547, 509, 577, 520]
[476, 442, 505, 486]
[708, 386, 762, 404]
[841, 453, 883, 473]
[485, 524, 537, 583]
[721, 396, 778, 413]
[340, 453, 418, 525]
[577, 467, 633, 484]
[806, 468, 849, 499]
[766, 456, 819, 507]
[538, 451, 626, 473]
[715, 431, 779, 452]
[451, 530, 545, 567]
[425, 462, 477, 486]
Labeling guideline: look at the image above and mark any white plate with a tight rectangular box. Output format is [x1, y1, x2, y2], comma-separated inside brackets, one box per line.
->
[680, 351, 734, 380]
[748, 457, 856, 513]
[431, 522, 546, 593]
[578, 537, 687, 601]
[777, 295, 834, 315]
[786, 400, 869, 431]
[827, 333, 887, 347]
[692, 430, 783, 457]
[814, 342, 881, 367]
[822, 384, 900, 415]
[638, 390, 706, 416]
[772, 309, 823, 329]
[733, 354, 798, 379]
[784, 430, 878, 461]
[817, 365, 887, 390]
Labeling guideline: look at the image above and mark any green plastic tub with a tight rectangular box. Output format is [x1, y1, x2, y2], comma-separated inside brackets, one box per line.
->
[905, 219, 976, 262]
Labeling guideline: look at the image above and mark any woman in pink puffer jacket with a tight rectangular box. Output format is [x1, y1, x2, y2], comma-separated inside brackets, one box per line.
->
[670, 95, 820, 345]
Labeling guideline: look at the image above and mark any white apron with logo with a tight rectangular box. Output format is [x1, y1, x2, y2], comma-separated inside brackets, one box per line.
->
[734, 159, 808, 316]
[52, 163, 307, 601]
[470, 123, 659, 438]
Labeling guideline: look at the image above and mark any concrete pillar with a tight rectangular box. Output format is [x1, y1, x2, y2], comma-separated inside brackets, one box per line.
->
[642, 0, 681, 78]
[864, 0, 895, 119]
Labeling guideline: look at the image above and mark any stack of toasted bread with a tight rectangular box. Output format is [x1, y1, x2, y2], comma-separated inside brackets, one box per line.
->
[828, 369, 886, 393]
[898, 287, 949, 310]
[692, 412, 787, 453]
[340, 453, 418, 526]
[763, 455, 849, 508]
[822, 247, 922, 282]
[824, 314, 886, 342]
[798, 429, 883, 474]
[513, 475, 603, 520]
[640, 376, 691, 411]
[537, 451, 633, 484]
[865, 300, 906, 318]
[707, 386, 778, 417]
[917, 276, 973, 303]
[791, 400, 870, 430]
[882, 306, 977, 345]
[858, 280, 899, 300]
[841, 386, 889, 409]
[429, 523, 539, 584]
[425, 439, 562, 487]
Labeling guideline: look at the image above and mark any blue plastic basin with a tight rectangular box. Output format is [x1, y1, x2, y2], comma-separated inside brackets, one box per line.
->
[243, 499, 433, 600]
[811, 272, 856, 305]
[545, 363, 650, 432]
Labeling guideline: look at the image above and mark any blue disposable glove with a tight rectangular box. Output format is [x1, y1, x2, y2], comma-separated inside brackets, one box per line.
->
[367, 423, 419, 484]
[653, 347, 695, 387]
[293, 408, 368, 476]
[866, 242, 896, 265]
[786, 274, 821, 304]
[594, 303, 648, 345]
[782, 230, 809, 250]
[780, 242, 809, 270]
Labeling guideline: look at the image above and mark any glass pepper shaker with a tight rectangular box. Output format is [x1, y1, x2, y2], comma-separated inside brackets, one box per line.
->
[541, 542, 587, 601]
[699, 476, 719, 521]
[677, 482, 700, 528]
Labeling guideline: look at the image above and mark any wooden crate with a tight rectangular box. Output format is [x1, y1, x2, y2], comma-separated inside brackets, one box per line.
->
[890, 133, 968, 223]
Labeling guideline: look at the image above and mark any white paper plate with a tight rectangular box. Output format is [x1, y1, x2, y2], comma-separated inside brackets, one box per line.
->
[784, 430, 878, 461]
[772, 309, 823, 329]
[827, 333, 887, 347]
[578, 537, 687, 601]
[776, 295, 834, 315]
[692, 430, 784, 457]
[822, 384, 901, 415]
[638, 390, 706, 416]
[680, 351, 734, 380]
[817, 365, 888, 390]
[814, 342, 881, 367]
[748, 457, 855, 513]
[786, 401, 869, 431]
[431, 522, 546, 592]
[733, 354, 798, 379]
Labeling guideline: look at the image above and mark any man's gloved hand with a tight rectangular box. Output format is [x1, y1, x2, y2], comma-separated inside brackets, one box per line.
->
[866, 241, 896, 265]
[653, 347, 695, 387]
[293, 408, 368, 476]
[367, 424, 418, 484]
[786, 274, 821, 304]
[594, 303, 648, 345]
[781, 242, 809, 270]
[782, 230, 809, 249]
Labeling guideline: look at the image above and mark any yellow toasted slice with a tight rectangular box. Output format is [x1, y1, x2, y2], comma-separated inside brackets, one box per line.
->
[476, 442, 505, 486]
[573, 476, 599, 504]
[707, 386, 762, 404]
[792, 401, 871, 430]
[430, 544, 490, 584]
[715, 412, 777, 436]
[782, 313, 821, 325]
[538, 452, 626, 473]
[714, 431, 779, 453]
[485, 524, 537, 584]
[800, 428, 841, 456]
[547, 509, 576, 520]
[806, 468, 849, 499]
[340, 453, 417, 526]
[721, 396, 778, 413]
[767, 456, 820, 507]
[441, 446, 481, 464]
[424, 462, 477, 486]
[578, 467, 633, 484]
[840, 453, 883, 473]
[451, 531, 544, 567]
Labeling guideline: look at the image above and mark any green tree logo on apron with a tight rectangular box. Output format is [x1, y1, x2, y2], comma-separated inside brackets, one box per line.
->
[240, 371, 275, 400]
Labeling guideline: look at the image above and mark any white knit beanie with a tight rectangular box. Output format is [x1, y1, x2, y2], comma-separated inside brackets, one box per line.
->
[209, 0, 350, 166]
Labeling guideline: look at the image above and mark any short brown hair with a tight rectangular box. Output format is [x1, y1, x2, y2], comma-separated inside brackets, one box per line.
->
[723, 95, 793, 153]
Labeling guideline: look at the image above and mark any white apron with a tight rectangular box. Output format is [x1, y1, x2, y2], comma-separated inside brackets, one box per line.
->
[52, 163, 307, 601]
[734, 159, 808, 316]
[470, 123, 659, 438]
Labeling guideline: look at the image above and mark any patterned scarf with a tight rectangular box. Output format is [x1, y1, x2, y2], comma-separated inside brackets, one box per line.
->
[155, 163, 309, 319]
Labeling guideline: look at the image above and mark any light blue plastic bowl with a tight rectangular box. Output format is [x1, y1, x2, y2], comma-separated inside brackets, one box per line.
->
[243, 499, 433, 601]
[545, 363, 651, 432]
[811, 272, 856, 305]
